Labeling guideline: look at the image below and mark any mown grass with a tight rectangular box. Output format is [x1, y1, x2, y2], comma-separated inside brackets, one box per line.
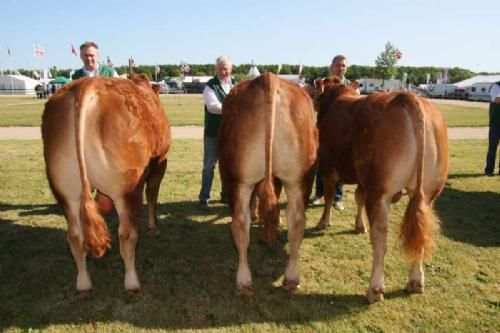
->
[0, 95, 204, 127]
[0, 139, 498, 332]
[0, 94, 490, 128]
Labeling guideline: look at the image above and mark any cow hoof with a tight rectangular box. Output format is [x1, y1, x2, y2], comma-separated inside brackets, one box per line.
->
[147, 227, 160, 237]
[354, 226, 367, 234]
[77, 289, 93, 300]
[125, 287, 141, 296]
[281, 279, 300, 292]
[405, 280, 424, 294]
[236, 284, 253, 297]
[315, 221, 330, 230]
[366, 287, 385, 303]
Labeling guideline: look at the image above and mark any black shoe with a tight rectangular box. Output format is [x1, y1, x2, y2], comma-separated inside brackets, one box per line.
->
[198, 201, 209, 209]
[485, 172, 494, 177]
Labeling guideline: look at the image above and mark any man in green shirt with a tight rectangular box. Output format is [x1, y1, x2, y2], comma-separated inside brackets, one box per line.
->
[71, 41, 118, 80]
[198, 56, 235, 208]
[71, 41, 118, 214]
[485, 81, 500, 176]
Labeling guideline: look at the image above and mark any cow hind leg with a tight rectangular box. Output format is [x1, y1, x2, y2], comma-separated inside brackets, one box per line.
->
[115, 192, 143, 293]
[365, 196, 391, 303]
[406, 252, 425, 294]
[145, 159, 167, 236]
[282, 182, 306, 292]
[63, 200, 93, 295]
[231, 184, 254, 296]
[354, 186, 367, 233]
[316, 170, 337, 229]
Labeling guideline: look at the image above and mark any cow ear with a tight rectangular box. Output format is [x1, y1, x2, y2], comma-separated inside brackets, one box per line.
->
[151, 83, 161, 95]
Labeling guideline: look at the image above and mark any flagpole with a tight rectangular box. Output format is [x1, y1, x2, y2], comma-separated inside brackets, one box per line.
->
[8, 49, 14, 95]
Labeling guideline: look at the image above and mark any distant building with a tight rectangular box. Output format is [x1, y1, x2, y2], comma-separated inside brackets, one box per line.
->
[359, 78, 402, 94]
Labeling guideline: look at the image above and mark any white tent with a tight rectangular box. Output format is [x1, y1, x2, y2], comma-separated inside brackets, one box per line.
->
[454, 75, 500, 88]
[0, 75, 40, 95]
[247, 65, 260, 78]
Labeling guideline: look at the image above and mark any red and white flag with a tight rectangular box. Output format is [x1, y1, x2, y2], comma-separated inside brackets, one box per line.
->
[71, 44, 77, 56]
[33, 44, 45, 58]
[396, 48, 403, 60]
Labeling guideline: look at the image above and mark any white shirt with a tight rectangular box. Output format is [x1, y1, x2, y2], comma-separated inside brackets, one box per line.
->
[490, 83, 500, 102]
[83, 65, 119, 78]
[203, 80, 232, 114]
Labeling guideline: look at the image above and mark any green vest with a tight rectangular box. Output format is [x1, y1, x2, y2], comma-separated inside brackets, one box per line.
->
[489, 82, 500, 126]
[204, 76, 235, 137]
[71, 65, 115, 80]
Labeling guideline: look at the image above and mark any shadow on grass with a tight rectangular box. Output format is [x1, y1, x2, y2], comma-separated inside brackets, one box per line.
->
[0, 200, 376, 331]
[435, 187, 500, 247]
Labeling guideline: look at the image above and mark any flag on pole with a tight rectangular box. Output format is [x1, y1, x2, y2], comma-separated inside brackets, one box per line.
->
[443, 68, 449, 83]
[129, 57, 136, 68]
[277, 64, 282, 74]
[180, 62, 190, 74]
[107, 56, 113, 67]
[298, 64, 303, 76]
[71, 44, 77, 56]
[155, 64, 161, 75]
[7, 48, 11, 57]
[395, 49, 402, 60]
[33, 44, 45, 58]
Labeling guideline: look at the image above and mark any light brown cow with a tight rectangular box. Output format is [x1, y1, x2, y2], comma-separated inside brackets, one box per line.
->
[316, 82, 448, 302]
[42, 74, 171, 295]
[219, 73, 318, 295]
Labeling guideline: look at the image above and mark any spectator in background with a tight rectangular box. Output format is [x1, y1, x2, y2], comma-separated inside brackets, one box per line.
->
[71, 41, 118, 80]
[311, 54, 357, 211]
[71, 41, 118, 214]
[198, 55, 235, 208]
[484, 80, 500, 176]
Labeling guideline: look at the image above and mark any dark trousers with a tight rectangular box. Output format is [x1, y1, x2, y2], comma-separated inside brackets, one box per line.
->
[485, 124, 500, 175]
[314, 171, 343, 202]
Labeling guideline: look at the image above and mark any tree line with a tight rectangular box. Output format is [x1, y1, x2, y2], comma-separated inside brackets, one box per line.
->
[16, 64, 481, 86]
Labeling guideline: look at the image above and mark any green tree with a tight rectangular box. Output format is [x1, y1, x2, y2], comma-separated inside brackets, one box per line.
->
[375, 42, 401, 87]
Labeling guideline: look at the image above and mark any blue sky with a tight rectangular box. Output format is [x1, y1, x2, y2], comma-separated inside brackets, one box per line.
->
[1, 0, 498, 72]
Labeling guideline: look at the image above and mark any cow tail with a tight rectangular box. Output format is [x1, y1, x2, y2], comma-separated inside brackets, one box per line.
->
[74, 84, 111, 257]
[256, 73, 280, 246]
[399, 93, 436, 260]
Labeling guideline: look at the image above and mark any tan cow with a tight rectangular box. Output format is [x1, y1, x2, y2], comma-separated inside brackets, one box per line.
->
[219, 73, 318, 295]
[316, 82, 448, 302]
[42, 74, 171, 295]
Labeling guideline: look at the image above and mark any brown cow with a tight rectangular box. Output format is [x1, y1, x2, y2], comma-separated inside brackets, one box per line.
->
[219, 73, 318, 295]
[42, 74, 171, 295]
[316, 83, 448, 303]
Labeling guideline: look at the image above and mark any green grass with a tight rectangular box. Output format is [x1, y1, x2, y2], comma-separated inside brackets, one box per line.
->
[0, 95, 204, 127]
[0, 139, 498, 332]
[0, 95, 490, 128]
[435, 104, 489, 127]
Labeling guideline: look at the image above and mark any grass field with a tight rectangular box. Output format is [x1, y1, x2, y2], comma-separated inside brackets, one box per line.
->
[0, 139, 498, 332]
[0, 95, 205, 127]
[0, 94, 490, 128]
